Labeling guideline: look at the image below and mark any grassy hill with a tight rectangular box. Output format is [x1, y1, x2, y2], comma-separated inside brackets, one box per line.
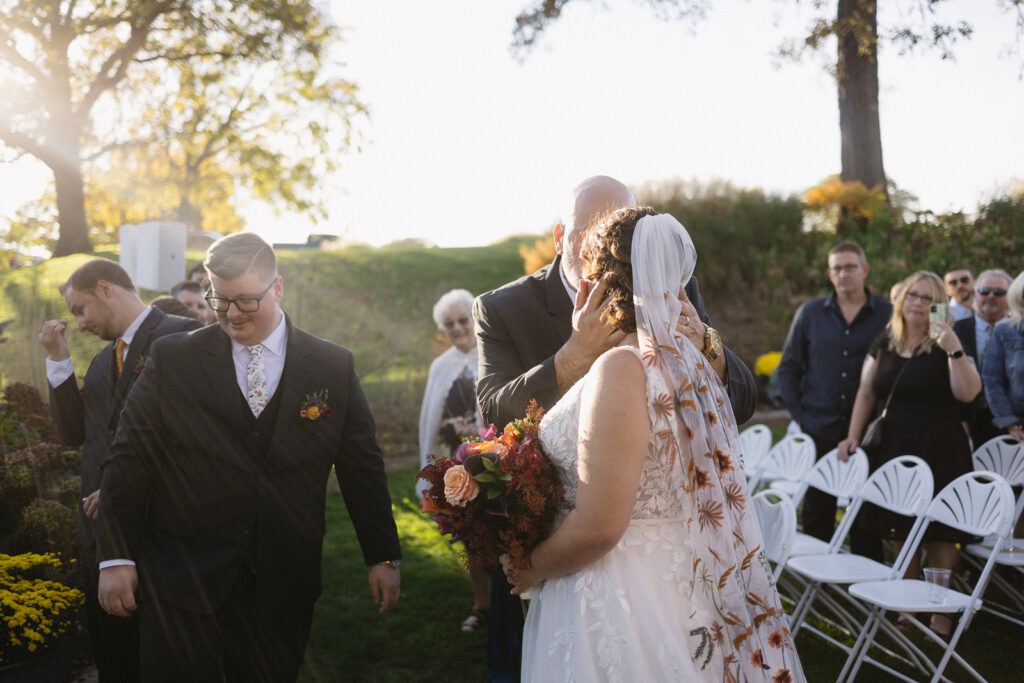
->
[0, 240, 536, 461]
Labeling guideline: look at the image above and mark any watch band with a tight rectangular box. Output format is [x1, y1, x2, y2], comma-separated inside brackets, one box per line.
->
[377, 559, 401, 569]
[947, 349, 965, 359]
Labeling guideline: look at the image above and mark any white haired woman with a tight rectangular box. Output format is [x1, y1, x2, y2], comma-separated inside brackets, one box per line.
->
[418, 288, 490, 631]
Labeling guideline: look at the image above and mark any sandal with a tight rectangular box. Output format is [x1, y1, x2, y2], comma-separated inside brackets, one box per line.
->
[461, 607, 488, 632]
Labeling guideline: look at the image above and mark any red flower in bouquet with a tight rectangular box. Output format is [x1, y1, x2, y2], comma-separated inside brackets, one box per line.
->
[417, 401, 564, 582]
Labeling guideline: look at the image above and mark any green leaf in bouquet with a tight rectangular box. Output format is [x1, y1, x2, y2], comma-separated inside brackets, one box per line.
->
[475, 472, 498, 483]
[486, 487, 502, 500]
[481, 456, 498, 472]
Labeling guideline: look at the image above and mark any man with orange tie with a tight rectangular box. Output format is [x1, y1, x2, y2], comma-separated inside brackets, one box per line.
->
[39, 258, 200, 682]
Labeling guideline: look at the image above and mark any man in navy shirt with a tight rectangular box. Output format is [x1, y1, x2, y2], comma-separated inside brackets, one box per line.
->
[777, 242, 892, 541]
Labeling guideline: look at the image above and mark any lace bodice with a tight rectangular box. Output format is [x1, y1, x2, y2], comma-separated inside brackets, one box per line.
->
[539, 346, 685, 520]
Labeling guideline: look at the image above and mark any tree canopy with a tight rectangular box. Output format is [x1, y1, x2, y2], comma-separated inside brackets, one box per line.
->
[0, 0, 364, 256]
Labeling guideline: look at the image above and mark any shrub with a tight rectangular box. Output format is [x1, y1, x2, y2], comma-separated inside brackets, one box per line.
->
[0, 552, 83, 665]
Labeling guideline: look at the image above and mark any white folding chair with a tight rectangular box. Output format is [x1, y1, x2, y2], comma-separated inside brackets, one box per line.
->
[746, 432, 815, 494]
[785, 456, 934, 649]
[964, 434, 1024, 624]
[751, 488, 797, 582]
[841, 471, 1016, 683]
[738, 423, 773, 473]
[784, 448, 870, 558]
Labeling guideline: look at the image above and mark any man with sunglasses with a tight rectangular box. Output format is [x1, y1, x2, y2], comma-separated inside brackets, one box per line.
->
[96, 232, 401, 682]
[954, 269, 1013, 448]
[944, 267, 975, 321]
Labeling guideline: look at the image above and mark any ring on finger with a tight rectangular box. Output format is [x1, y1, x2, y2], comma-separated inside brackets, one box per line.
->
[682, 315, 690, 326]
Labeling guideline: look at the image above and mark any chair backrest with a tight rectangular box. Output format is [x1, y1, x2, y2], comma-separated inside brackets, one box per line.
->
[972, 435, 1024, 542]
[751, 488, 797, 581]
[857, 455, 934, 517]
[748, 432, 815, 490]
[924, 471, 1016, 539]
[739, 423, 773, 471]
[832, 456, 934, 561]
[972, 435, 1024, 486]
[795, 448, 869, 502]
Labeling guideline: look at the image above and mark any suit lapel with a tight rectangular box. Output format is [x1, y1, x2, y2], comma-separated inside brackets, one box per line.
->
[199, 326, 251, 429]
[110, 309, 164, 413]
[265, 318, 312, 464]
[544, 255, 573, 343]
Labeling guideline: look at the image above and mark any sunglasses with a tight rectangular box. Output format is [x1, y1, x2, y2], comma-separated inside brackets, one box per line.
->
[977, 288, 1007, 297]
[946, 275, 971, 286]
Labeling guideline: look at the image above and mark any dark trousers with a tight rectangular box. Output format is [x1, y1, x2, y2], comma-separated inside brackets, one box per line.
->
[80, 544, 141, 682]
[802, 433, 840, 543]
[487, 570, 523, 683]
[139, 568, 315, 683]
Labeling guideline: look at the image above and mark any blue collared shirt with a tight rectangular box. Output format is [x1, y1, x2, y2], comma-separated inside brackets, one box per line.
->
[777, 290, 893, 443]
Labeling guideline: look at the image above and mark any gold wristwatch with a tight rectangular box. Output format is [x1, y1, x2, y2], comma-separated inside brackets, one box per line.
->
[377, 560, 401, 569]
[703, 327, 723, 362]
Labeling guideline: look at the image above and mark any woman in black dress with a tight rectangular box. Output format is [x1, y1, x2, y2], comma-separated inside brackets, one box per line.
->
[839, 271, 981, 637]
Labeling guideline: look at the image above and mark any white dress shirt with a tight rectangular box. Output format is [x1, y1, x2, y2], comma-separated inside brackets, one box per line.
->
[231, 313, 288, 400]
[46, 306, 153, 387]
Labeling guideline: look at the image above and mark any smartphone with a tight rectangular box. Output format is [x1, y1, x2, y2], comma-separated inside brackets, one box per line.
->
[929, 303, 947, 324]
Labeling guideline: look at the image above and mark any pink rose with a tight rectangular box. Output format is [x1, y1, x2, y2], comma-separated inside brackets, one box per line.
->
[443, 465, 480, 507]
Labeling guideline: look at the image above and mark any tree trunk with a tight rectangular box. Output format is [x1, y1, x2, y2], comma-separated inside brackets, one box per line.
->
[836, 0, 887, 234]
[50, 153, 92, 257]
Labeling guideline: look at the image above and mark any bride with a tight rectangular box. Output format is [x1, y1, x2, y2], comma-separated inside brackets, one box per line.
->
[502, 208, 804, 681]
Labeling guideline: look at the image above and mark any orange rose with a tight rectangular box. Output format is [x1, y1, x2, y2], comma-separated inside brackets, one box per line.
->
[443, 465, 480, 507]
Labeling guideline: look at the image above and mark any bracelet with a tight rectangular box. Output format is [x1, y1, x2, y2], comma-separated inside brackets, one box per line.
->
[1011, 424, 1023, 432]
[947, 349, 965, 359]
[377, 559, 401, 569]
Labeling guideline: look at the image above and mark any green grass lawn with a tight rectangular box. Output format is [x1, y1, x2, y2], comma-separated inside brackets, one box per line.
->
[308, 468, 1023, 682]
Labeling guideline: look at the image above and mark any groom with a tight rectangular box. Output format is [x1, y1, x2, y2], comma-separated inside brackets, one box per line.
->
[97, 232, 401, 682]
[474, 174, 756, 681]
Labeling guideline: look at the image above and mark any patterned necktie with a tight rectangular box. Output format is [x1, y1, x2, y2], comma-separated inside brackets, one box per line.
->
[115, 338, 127, 376]
[245, 344, 268, 417]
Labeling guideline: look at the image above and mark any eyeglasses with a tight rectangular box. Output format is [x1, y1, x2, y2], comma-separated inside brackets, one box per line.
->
[442, 316, 471, 330]
[977, 288, 1007, 297]
[829, 264, 863, 275]
[205, 280, 275, 313]
[946, 275, 971, 286]
[904, 291, 934, 303]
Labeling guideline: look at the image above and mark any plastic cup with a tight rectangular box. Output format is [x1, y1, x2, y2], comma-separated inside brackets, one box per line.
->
[923, 567, 951, 604]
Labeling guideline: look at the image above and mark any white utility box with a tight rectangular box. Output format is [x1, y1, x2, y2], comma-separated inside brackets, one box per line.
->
[118, 221, 187, 291]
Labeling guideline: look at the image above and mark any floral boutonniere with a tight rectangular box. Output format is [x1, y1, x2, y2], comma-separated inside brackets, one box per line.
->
[134, 355, 148, 376]
[300, 389, 331, 421]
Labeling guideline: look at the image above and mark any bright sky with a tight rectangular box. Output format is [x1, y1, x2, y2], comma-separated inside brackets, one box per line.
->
[2, 1, 1022, 249]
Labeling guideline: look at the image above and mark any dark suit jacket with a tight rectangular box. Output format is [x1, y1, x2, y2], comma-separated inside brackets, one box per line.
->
[49, 308, 201, 548]
[96, 319, 401, 615]
[474, 255, 756, 428]
[954, 315, 1000, 445]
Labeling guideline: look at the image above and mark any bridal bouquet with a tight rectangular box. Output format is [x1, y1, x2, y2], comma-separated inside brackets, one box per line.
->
[417, 401, 563, 582]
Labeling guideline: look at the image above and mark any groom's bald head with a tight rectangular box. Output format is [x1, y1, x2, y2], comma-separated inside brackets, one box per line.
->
[556, 176, 635, 288]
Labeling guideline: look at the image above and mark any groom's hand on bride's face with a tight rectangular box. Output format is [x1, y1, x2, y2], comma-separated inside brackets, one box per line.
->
[570, 275, 626, 354]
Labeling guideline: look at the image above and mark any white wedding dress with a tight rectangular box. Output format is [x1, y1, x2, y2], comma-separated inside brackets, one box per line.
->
[520, 213, 803, 682]
[522, 346, 702, 682]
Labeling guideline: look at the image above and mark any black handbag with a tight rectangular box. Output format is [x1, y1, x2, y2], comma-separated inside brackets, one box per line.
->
[860, 354, 914, 451]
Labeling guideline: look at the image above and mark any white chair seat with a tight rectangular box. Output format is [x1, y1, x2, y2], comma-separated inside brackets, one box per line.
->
[849, 578, 974, 615]
[965, 538, 1024, 567]
[788, 533, 830, 557]
[787, 553, 891, 584]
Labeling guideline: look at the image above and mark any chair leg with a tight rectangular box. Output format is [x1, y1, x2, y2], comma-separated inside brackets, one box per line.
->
[837, 606, 882, 683]
[789, 581, 819, 635]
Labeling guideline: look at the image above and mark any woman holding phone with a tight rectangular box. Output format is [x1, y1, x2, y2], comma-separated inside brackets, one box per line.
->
[838, 270, 981, 637]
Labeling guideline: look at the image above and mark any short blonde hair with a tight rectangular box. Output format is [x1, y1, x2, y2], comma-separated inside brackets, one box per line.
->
[204, 232, 277, 281]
